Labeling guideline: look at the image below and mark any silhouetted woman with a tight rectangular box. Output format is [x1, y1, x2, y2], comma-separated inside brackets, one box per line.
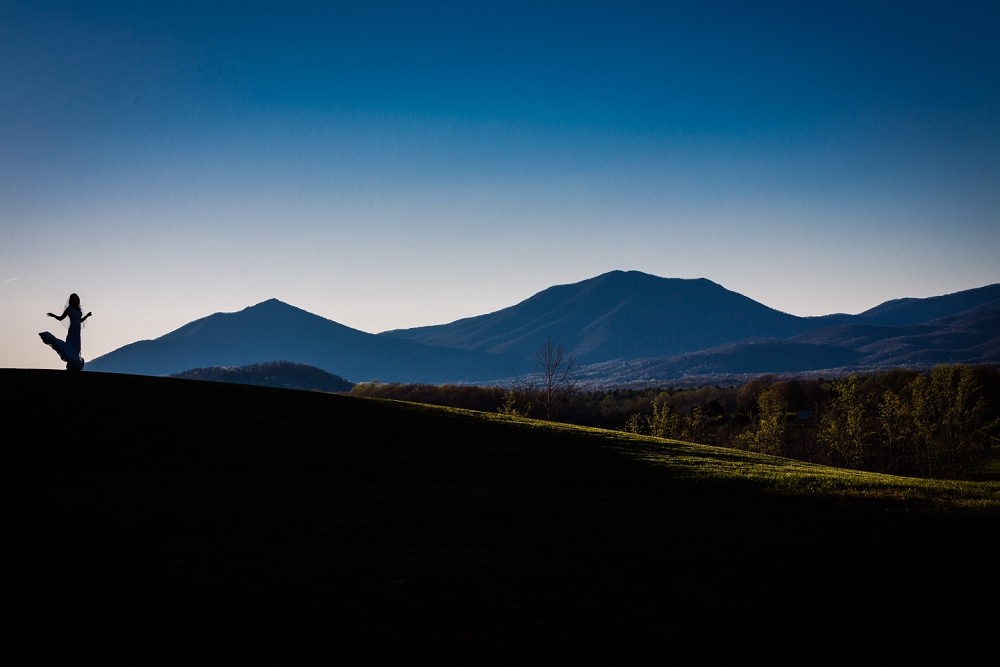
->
[39, 293, 92, 371]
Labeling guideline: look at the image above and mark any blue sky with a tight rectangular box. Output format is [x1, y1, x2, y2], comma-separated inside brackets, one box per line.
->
[3, 1, 999, 368]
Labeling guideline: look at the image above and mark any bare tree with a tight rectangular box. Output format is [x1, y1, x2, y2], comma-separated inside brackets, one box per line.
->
[533, 340, 579, 420]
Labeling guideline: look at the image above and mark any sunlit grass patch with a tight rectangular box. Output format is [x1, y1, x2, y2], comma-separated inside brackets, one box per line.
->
[393, 399, 1000, 511]
[612, 431, 1000, 510]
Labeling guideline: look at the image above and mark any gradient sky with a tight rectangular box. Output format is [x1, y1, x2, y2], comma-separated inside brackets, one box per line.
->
[3, 1, 999, 369]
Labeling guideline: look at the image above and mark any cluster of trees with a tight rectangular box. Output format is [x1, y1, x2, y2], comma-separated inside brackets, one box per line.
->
[350, 381, 508, 411]
[350, 379, 730, 429]
[618, 366, 1000, 479]
[352, 340, 582, 420]
[656, 369, 1000, 479]
[350, 341, 1000, 481]
[734, 366, 1000, 479]
[172, 361, 355, 393]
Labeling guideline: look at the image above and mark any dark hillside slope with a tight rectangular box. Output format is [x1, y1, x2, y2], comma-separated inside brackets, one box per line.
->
[855, 306, 1000, 365]
[794, 306, 1000, 365]
[381, 271, 843, 363]
[87, 299, 524, 382]
[791, 322, 941, 348]
[2, 369, 998, 656]
[583, 307, 1000, 384]
[857, 284, 1000, 326]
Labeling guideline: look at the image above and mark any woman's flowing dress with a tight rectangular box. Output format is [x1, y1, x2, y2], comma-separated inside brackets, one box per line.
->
[39, 308, 85, 370]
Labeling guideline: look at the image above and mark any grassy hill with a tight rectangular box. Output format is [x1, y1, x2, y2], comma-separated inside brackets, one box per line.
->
[3, 369, 998, 656]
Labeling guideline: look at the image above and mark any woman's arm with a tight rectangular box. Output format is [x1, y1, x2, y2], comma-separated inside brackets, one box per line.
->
[47, 309, 68, 321]
[81, 312, 93, 322]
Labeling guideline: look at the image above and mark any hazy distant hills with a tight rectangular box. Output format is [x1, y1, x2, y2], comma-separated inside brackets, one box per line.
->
[380, 271, 849, 363]
[381, 271, 1000, 365]
[851, 286, 1000, 327]
[89, 272, 1000, 385]
[580, 303, 1000, 385]
[88, 299, 523, 382]
[578, 340, 865, 386]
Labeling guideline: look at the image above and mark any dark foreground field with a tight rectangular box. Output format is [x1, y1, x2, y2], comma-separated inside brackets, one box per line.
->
[2, 369, 998, 657]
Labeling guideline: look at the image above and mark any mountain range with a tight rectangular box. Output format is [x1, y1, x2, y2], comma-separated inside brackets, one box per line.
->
[87, 299, 524, 383]
[88, 271, 1000, 384]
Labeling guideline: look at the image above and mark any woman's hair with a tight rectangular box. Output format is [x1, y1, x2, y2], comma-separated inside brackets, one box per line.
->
[68, 293, 81, 310]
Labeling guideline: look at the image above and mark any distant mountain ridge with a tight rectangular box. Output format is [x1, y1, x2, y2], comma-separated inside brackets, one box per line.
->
[381, 271, 1000, 365]
[89, 272, 1000, 384]
[577, 304, 1000, 385]
[853, 286, 1000, 327]
[380, 271, 851, 363]
[88, 299, 524, 382]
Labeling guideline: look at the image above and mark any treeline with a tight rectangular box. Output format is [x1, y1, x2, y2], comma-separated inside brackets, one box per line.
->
[351, 365, 1000, 480]
[350, 382, 508, 412]
[350, 380, 739, 430]
[637, 366, 1000, 480]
